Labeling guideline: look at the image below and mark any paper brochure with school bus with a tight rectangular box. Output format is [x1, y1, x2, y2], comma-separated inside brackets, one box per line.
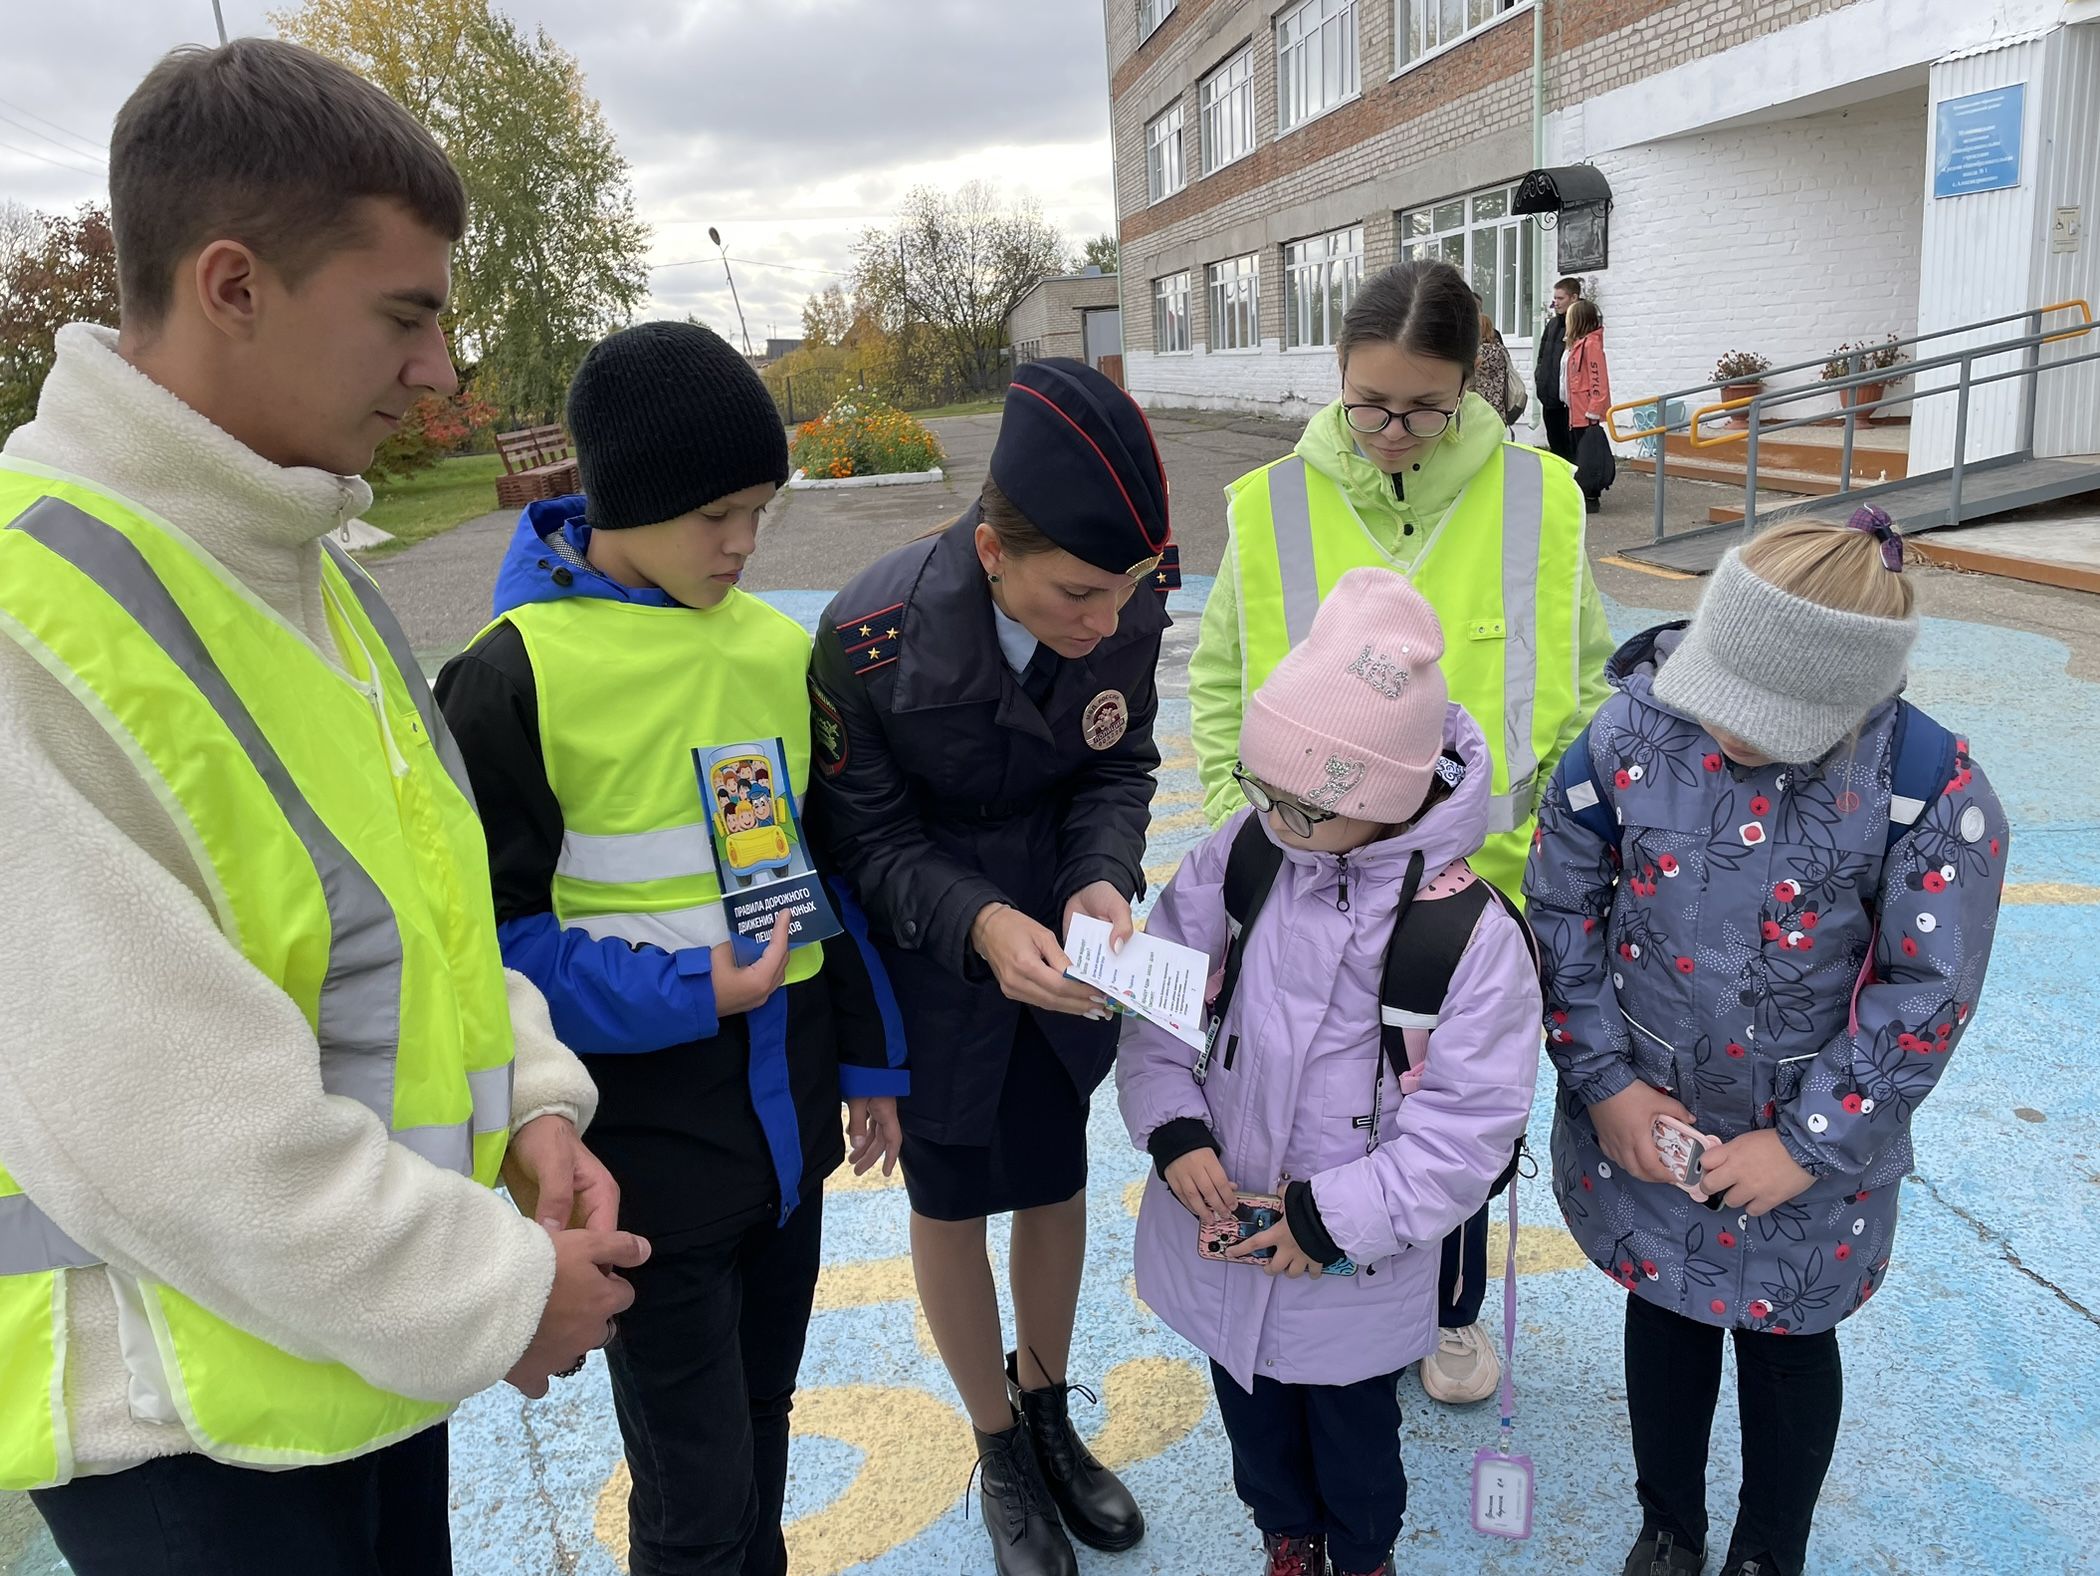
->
[692, 738, 840, 952]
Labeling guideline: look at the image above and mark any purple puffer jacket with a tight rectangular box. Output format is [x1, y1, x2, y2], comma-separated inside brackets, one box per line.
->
[1117, 706, 1542, 1391]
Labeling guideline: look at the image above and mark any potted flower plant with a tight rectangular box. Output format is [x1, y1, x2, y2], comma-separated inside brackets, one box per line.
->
[1712, 350, 1773, 424]
[1821, 335, 1910, 423]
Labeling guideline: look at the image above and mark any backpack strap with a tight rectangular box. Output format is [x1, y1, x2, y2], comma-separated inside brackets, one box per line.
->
[1885, 699, 1958, 852]
[1552, 722, 1622, 851]
[1376, 870, 1543, 1191]
[1197, 815, 1286, 1078]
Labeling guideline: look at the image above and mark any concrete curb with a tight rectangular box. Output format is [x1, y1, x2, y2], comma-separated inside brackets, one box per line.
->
[786, 467, 946, 491]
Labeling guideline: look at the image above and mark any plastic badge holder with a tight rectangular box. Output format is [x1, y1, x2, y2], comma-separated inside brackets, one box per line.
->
[1471, 1180, 1534, 1541]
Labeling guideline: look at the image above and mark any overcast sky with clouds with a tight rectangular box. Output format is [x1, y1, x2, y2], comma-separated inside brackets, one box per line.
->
[2, 0, 1120, 345]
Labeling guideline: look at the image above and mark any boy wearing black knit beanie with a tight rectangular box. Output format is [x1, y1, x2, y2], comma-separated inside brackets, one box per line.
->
[437, 320, 907, 1576]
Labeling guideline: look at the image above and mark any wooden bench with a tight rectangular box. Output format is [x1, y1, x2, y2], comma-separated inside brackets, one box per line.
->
[495, 425, 582, 509]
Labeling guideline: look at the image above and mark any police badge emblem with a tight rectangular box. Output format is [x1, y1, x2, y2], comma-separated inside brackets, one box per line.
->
[1081, 689, 1129, 751]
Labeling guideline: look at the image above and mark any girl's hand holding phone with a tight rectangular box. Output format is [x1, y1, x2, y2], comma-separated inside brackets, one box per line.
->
[1699, 1130, 1816, 1217]
[1229, 1215, 1319, 1278]
[1163, 1147, 1236, 1222]
[1587, 1081, 1696, 1185]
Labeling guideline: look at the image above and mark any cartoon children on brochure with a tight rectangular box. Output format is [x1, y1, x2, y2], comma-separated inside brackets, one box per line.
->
[710, 749, 793, 888]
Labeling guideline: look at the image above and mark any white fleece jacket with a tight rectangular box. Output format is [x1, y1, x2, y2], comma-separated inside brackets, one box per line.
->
[0, 323, 600, 1476]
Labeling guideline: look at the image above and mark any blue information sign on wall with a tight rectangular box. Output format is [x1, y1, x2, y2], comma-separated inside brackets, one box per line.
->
[1933, 84, 2024, 198]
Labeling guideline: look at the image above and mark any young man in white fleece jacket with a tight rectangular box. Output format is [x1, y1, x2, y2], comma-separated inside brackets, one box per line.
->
[0, 39, 647, 1575]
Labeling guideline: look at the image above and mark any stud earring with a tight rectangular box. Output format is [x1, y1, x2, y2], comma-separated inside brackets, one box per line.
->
[988, 573, 1002, 583]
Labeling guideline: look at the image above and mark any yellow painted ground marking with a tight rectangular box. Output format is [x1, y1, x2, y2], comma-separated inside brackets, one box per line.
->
[781, 1387, 979, 1574]
[1143, 856, 1187, 888]
[812, 1255, 938, 1357]
[1150, 807, 1210, 839]
[1598, 553, 1698, 581]
[1088, 1357, 1210, 1472]
[1486, 1220, 1590, 1275]
[1124, 1176, 1147, 1217]
[2003, 882, 2100, 905]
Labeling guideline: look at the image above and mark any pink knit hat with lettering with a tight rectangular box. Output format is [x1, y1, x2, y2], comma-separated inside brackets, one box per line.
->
[1240, 567, 1450, 824]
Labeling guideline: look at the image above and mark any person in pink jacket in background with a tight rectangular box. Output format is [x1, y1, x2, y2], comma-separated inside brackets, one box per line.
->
[1117, 569, 1543, 1576]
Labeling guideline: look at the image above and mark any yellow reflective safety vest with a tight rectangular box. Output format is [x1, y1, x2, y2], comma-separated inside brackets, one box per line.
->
[1225, 441, 1587, 899]
[498, 589, 826, 988]
[0, 460, 515, 1490]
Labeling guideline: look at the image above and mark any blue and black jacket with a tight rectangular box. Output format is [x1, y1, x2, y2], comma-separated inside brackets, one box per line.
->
[436, 497, 907, 1246]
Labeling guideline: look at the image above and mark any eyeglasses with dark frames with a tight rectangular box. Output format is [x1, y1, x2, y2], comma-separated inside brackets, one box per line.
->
[1232, 764, 1339, 839]
[1341, 403, 1457, 439]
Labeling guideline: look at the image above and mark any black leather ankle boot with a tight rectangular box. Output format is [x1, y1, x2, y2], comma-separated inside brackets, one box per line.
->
[1005, 1351, 1145, 1552]
[973, 1418, 1077, 1576]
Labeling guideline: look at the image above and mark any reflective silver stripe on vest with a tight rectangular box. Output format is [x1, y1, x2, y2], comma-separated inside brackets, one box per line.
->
[1499, 449, 1546, 812]
[1268, 459, 1322, 648]
[573, 903, 732, 952]
[321, 538, 477, 810]
[0, 1193, 101, 1275]
[1485, 777, 1534, 835]
[7, 500, 482, 1192]
[557, 823, 715, 886]
[397, 1067, 513, 1171]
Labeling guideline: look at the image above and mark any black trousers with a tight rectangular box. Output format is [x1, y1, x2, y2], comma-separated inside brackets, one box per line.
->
[1437, 1201, 1491, 1328]
[1625, 1292, 1843, 1576]
[1209, 1361, 1405, 1575]
[1541, 402, 1576, 463]
[605, 1192, 825, 1576]
[31, 1424, 450, 1576]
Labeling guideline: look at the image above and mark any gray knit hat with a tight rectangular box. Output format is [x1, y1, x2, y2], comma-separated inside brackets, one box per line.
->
[1650, 544, 1918, 762]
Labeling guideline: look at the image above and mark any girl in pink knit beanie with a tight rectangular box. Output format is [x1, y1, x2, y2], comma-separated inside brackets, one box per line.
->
[1118, 568, 1543, 1576]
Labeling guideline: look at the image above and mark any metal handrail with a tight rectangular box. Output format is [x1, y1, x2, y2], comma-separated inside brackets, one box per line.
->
[1687, 310, 2097, 447]
[1599, 298, 2095, 546]
[1602, 298, 2093, 445]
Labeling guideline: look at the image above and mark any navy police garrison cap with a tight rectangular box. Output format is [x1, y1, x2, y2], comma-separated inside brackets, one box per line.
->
[989, 358, 1179, 589]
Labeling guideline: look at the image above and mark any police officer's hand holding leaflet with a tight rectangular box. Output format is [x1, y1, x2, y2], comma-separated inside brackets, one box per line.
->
[436, 319, 907, 1576]
[808, 360, 1173, 1576]
[0, 40, 637, 1575]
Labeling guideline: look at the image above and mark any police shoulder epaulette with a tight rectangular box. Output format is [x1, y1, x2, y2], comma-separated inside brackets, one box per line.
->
[1151, 542, 1181, 594]
[835, 601, 904, 678]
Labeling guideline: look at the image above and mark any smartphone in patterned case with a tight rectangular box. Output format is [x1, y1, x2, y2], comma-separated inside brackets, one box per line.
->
[1195, 1191, 1358, 1275]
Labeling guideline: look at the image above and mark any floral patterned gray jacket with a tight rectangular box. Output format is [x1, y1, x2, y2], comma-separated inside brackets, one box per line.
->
[1523, 625, 2008, 1334]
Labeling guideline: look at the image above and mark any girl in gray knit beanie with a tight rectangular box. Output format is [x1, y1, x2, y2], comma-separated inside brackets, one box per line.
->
[1651, 511, 1919, 765]
[1523, 507, 2011, 1576]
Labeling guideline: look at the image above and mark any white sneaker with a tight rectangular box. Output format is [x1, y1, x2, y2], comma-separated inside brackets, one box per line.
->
[1418, 1321, 1500, 1405]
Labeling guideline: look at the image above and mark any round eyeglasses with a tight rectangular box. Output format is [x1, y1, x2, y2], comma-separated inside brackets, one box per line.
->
[1232, 765, 1338, 839]
[1342, 403, 1456, 439]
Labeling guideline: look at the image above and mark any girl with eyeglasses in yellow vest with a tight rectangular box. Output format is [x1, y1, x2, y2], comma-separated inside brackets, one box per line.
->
[1188, 258, 1617, 1412]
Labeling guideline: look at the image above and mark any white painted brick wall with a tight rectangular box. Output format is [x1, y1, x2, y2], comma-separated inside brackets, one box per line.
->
[1578, 93, 1928, 431]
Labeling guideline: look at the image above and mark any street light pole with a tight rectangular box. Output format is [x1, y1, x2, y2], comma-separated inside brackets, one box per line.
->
[707, 226, 754, 358]
[212, 0, 227, 43]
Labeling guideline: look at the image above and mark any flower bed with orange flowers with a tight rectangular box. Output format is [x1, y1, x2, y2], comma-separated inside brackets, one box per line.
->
[788, 394, 946, 485]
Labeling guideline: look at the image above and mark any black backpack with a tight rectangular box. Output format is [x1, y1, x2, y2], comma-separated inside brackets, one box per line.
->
[1195, 815, 1540, 1195]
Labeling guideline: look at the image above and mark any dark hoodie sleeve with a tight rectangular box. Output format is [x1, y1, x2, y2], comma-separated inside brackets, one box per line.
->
[437, 624, 726, 1054]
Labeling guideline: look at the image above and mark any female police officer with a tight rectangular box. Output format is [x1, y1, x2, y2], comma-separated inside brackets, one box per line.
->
[809, 359, 1173, 1576]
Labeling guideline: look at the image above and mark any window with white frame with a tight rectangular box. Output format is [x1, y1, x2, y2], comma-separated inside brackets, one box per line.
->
[1138, 0, 1176, 40]
[1399, 182, 1536, 344]
[1199, 47, 1255, 175]
[1397, 0, 1525, 69]
[1145, 102, 1186, 204]
[1276, 0, 1359, 132]
[1207, 255, 1261, 352]
[1284, 226, 1363, 349]
[1153, 272, 1192, 354]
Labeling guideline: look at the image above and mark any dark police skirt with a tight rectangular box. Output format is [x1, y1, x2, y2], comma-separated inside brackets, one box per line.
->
[899, 1015, 1096, 1221]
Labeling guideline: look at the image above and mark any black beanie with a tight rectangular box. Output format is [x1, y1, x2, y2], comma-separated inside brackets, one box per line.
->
[566, 320, 790, 530]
